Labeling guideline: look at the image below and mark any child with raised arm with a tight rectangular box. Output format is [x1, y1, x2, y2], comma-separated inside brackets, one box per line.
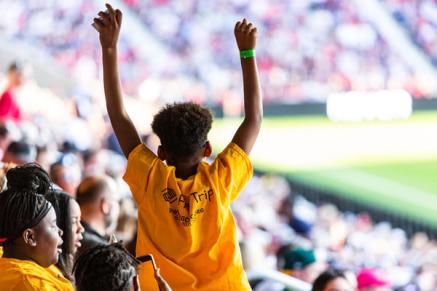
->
[93, 4, 262, 290]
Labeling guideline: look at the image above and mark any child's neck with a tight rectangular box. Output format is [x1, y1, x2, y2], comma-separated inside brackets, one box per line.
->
[174, 162, 200, 180]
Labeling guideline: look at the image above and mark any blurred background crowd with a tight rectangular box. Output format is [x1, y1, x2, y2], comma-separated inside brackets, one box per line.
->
[0, 0, 435, 290]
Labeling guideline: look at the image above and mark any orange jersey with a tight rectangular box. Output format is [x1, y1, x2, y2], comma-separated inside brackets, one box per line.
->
[124, 143, 252, 290]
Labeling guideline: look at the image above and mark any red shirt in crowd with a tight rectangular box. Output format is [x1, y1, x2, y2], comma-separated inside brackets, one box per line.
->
[0, 90, 21, 121]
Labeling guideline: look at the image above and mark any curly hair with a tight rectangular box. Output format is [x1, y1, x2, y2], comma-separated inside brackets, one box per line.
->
[151, 102, 213, 157]
[73, 243, 139, 291]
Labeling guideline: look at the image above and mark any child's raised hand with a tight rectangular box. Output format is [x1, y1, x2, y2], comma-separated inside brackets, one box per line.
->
[234, 18, 257, 51]
[92, 3, 122, 49]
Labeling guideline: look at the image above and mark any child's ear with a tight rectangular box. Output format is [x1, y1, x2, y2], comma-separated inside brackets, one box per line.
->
[157, 145, 167, 161]
[23, 228, 37, 247]
[204, 142, 212, 158]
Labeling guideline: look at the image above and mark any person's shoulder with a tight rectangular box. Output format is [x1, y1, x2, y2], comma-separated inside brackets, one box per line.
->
[214, 142, 251, 164]
[0, 258, 50, 286]
[0, 257, 41, 272]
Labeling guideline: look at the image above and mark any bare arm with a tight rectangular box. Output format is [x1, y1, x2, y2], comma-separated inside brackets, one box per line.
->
[231, 19, 263, 155]
[93, 4, 141, 158]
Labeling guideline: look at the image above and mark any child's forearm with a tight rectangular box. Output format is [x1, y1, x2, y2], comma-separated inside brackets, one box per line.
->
[241, 57, 262, 126]
[231, 56, 263, 154]
[231, 19, 262, 154]
[102, 46, 141, 157]
[102, 47, 125, 117]
[94, 4, 141, 157]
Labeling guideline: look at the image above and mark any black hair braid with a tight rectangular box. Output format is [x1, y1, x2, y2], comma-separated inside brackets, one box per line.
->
[74, 243, 139, 291]
[0, 190, 51, 246]
[6, 163, 52, 195]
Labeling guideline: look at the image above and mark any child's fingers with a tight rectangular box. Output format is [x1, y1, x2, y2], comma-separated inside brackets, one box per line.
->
[92, 18, 105, 32]
[235, 21, 241, 32]
[97, 11, 110, 25]
[105, 3, 116, 22]
[250, 27, 257, 36]
[245, 23, 253, 33]
[115, 9, 123, 26]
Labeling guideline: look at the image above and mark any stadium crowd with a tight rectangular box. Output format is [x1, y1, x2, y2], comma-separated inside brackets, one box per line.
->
[0, 60, 435, 289]
[0, 0, 436, 290]
[383, 0, 437, 66]
[0, 0, 435, 104]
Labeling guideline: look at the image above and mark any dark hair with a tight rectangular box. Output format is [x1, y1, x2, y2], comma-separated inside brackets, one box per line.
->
[151, 102, 213, 157]
[44, 190, 74, 281]
[7, 62, 21, 73]
[76, 176, 108, 206]
[312, 269, 348, 291]
[0, 121, 9, 138]
[73, 243, 139, 291]
[0, 164, 52, 246]
[6, 163, 52, 194]
[0, 164, 52, 247]
[4, 164, 77, 280]
[5, 141, 37, 164]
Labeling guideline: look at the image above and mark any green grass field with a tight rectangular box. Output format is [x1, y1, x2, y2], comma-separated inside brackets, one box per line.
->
[211, 112, 437, 226]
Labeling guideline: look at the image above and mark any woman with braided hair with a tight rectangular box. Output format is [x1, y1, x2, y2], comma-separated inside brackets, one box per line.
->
[0, 165, 72, 290]
[74, 243, 171, 291]
[2, 163, 84, 286]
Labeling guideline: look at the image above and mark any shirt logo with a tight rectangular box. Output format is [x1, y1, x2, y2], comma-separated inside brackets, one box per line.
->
[161, 188, 215, 227]
[162, 188, 177, 203]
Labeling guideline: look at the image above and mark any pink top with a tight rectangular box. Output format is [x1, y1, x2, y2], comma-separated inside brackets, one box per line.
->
[0, 90, 21, 121]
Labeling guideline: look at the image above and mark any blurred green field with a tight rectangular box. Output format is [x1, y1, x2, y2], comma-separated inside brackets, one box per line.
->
[211, 112, 437, 225]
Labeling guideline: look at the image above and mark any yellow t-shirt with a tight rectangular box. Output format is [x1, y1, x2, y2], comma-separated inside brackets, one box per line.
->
[0, 257, 74, 290]
[124, 142, 253, 291]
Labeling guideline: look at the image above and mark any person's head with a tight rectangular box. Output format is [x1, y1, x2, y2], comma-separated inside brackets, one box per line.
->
[0, 166, 63, 267]
[312, 269, 353, 291]
[151, 102, 213, 165]
[50, 153, 82, 196]
[283, 247, 324, 283]
[44, 189, 84, 280]
[6, 62, 23, 88]
[76, 175, 120, 236]
[2, 141, 37, 165]
[74, 243, 139, 291]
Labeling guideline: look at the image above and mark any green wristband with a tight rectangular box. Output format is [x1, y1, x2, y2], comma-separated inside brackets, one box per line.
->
[240, 49, 256, 59]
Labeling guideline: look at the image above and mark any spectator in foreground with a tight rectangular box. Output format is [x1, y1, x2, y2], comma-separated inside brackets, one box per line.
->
[0, 166, 72, 290]
[5, 163, 85, 283]
[93, 3, 262, 290]
[74, 243, 171, 291]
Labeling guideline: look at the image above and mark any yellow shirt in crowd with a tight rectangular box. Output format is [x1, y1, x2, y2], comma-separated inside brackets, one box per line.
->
[0, 257, 73, 291]
[124, 142, 253, 291]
